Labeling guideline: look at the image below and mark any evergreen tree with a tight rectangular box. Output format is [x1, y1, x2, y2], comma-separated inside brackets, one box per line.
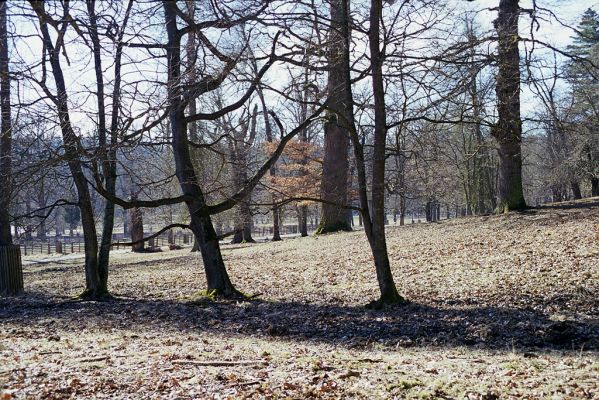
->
[566, 8, 599, 196]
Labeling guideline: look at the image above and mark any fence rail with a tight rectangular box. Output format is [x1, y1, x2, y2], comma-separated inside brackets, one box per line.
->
[17, 232, 190, 256]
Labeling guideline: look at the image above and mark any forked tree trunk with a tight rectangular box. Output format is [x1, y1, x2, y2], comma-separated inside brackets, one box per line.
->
[88, 0, 131, 292]
[318, 0, 352, 234]
[342, 0, 404, 307]
[164, 1, 240, 298]
[230, 175, 255, 243]
[492, 0, 526, 212]
[32, 2, 106, 299]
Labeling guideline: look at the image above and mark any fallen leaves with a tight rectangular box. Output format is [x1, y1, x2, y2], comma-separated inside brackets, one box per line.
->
[1, 201, 598, 398]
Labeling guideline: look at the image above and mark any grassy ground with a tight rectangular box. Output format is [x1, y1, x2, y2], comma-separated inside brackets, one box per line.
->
[1, 199, 598, 399]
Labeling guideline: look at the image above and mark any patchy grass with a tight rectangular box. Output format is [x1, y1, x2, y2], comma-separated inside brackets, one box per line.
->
[1, 199, 598, 398]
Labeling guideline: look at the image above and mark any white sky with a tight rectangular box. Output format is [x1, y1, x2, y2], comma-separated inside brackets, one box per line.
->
[8, 0, 598, 137]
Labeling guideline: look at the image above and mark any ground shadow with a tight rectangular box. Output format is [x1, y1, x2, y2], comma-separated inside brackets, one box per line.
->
[528, 198, 599, 211]
[1, 293, 597, 352]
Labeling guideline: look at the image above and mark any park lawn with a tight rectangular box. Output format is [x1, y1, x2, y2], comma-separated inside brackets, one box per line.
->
[1, 199, 598, 399]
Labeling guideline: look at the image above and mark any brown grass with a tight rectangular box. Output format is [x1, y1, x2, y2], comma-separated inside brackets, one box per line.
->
[1, 200, 598, 398]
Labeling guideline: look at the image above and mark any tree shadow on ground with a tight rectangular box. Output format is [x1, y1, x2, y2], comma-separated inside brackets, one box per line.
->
[526, 198, 599, 212]
[1, 293, 597, 352]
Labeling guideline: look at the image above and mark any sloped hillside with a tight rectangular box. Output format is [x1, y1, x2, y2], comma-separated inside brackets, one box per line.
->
[1, 199, 597, 398]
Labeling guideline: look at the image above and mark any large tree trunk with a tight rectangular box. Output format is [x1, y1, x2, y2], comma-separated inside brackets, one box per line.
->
[229, 135, 255, 244]
[492, 0, 527, 212]
[571, 181, 582, 200]
[318, 0, 352, 234]
[0, 2, 22, 296]
[399, 195, 406, 226]
[129, 204, 144, 252]
[32, 2, 105, 299]
[0, 245, 22, 296]
[164, 1, 240, 298]
[230, 201, 255, 244]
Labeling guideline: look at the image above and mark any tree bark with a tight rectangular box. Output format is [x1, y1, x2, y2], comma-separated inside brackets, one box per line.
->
[129, 204, 144, 252]
[348, 0, 404, 307]
[399, 195, 406, 226]
[0, 245, 22, 296]
[229, 112, 256, 244]
[318, 0, 352, 234]
[0, 3, 22, 296]
[299, 206, 308, 237]
[0, 0, 12, 247]
[492, 0, 527, 212]
[31, 2, 105, 299]
[87, 0, 131, 293]
[571, 181, 582, 199]
[272, 207, 282, 241]
[163, 1, 241, 298]
[256, 82, 281, 241]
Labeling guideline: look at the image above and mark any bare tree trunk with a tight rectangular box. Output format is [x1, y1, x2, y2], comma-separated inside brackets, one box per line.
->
[229, 108, 256, 244]
[300, 206, 308, 237]
[571, 181, 582, 200]
[122, 208, 129, 237]
[32, 2, 105, 299]
[87, 0, 131, 292]
[0, 2, 22, 296]
[163, 1, 241, 298]
[343, 0, 404, 308]
[256, 82, 281, 241]
[272, 207, 282, 241]
[592, 178, 599, 197]
[318, 0, 352, 234]
[492, 0, 527, 212]
[399, 196, 406, 226]
[129, 203, 144, 252]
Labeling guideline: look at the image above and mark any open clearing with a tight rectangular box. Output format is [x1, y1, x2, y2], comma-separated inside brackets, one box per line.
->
[1, 200, 598, 399]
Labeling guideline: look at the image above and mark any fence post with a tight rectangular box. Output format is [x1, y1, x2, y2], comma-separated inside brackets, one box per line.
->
[56, 241, 62, 254]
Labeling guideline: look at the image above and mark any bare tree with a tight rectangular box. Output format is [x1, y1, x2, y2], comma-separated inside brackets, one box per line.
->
[0, 1, 23, 296]
[30, 1, 105, 299]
